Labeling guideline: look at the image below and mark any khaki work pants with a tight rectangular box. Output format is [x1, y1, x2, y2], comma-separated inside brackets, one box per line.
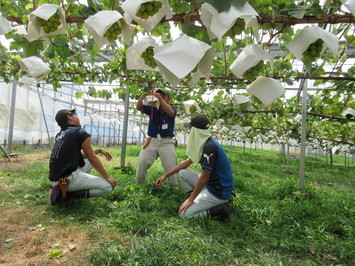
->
[136, 137, 177, 186]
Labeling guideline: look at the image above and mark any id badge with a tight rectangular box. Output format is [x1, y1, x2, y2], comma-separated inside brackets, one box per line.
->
[157, 134, 161, 141]
[162, 124, 168, 130]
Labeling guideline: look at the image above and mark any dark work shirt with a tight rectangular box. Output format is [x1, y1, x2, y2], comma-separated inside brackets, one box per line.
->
[199, 138, 234, 199]
[142, 104, 177, 138]
[49, 125, 90, 181]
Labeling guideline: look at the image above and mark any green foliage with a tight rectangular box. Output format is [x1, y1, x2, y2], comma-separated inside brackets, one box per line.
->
[0, 0, 353, 147]
[224, 18, 246, 38]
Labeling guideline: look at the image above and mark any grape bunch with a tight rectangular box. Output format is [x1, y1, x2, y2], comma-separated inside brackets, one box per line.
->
[141, 46, 157, 68]
[136, 1, 163, 19]
[189, 105, 197, 114]
[302, 39, 324, 64]
[242, 60, 264, 81]
[36, 11, 61, 34]
[104, 21, 123, 42]
[224, 18, 245, 38]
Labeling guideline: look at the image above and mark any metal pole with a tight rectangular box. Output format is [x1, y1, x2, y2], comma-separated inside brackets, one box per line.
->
[299, 79, 308, 192]
[139, 114, 143, 144]
[83, 100, 88, 132]
[120, 85, 130, 168]
[37, 84, 52, 149]
[7, 79, 17, 153]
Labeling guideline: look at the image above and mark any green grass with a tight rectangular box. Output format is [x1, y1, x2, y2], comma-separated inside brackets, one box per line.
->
[0, 145, 354, 265]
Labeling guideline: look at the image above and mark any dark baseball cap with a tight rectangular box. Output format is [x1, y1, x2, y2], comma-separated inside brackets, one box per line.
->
[184, 114, 210, 130]
[55, 108, 76, 127]
[156, 89, 170, 98]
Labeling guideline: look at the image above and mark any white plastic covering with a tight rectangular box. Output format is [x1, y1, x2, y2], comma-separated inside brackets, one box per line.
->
[0, 82, 62, 143]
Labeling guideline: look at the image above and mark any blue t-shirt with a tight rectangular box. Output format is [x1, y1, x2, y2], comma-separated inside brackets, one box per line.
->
[142, 104, 177, 138]
[49, 125, 90, 181]
[199, 138, 234, 200]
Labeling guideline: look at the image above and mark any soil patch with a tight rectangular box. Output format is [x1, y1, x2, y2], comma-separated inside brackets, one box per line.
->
[0, 150, 50, 171]
[0, 207, 92, 265]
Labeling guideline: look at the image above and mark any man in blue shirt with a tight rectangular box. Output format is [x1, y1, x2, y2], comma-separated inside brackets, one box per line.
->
[155, 114, 234, 221]
[136, 89, 177, 187]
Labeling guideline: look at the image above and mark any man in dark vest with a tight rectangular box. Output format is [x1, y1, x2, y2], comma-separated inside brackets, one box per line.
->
[49, 108, 116, 204]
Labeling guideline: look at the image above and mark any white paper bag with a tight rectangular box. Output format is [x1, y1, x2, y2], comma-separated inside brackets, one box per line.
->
[342, 0, 355, 15]
[200, 2, 259, 40]
[232, 124, 243, 133]
[243, 126, 252, 132]
[214, 119, 224, 127]
[18, 76, 35, 86]
[85, 10, 134, 48]
[233, 94, 251, 110]
[27, 4, 67, 41]
[294, 114, 302, 123]
[246, 77, 285, 106]
[183, 100, 201, 114]
[153, 34, 215, 87]
[0, 15, 12, 35]
[121, 0, 172, 32]
[145, 95, 160, 108]
[288, 139, 298, 146]
[19, 56, 51, 82]
[342, 108, 355, 118]
[287, 26, 339, 61]
[126, 37, 159, 71]
[230, 44, 273, 78]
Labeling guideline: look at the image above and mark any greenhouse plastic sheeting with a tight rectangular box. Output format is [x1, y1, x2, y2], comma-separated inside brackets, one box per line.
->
[0, 82, 63, 144]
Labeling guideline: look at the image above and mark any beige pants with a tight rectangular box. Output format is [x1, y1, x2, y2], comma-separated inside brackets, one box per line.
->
[136, 137, 177, 186]
[178, 169, 228, 219]
[50, 159, 113, 197]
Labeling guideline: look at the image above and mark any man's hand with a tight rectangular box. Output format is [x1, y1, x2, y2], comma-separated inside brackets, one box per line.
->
[140, 92, 149, 100]
[100, 149, 112, 161]
[106, 177, 117, 189]
[178, 198, 194, 214]
[155, 175, 167, 189]
[153, 92, 162, 101]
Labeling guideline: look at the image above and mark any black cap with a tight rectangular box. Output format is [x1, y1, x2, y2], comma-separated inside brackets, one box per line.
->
[184, 114, 210, 130]
[156, 89, 170, 98]
[55, 108, 76, 127]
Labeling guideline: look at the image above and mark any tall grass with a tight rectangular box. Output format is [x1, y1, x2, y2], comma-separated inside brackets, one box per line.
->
[0, 145, 354, 265]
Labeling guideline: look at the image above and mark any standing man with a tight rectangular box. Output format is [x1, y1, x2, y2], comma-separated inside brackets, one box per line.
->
[136, 89, 177, 187]
[155, 114, 234, 221]
[49, 108, 116, 204]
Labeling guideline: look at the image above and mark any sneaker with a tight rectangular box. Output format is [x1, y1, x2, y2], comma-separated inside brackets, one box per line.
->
[50, 185, 61, 205]
[219, 202, 232, 222]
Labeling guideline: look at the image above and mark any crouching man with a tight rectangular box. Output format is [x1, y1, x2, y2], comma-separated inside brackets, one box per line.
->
[49, 108, 116, 205]
[155, 114, 234, 221]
